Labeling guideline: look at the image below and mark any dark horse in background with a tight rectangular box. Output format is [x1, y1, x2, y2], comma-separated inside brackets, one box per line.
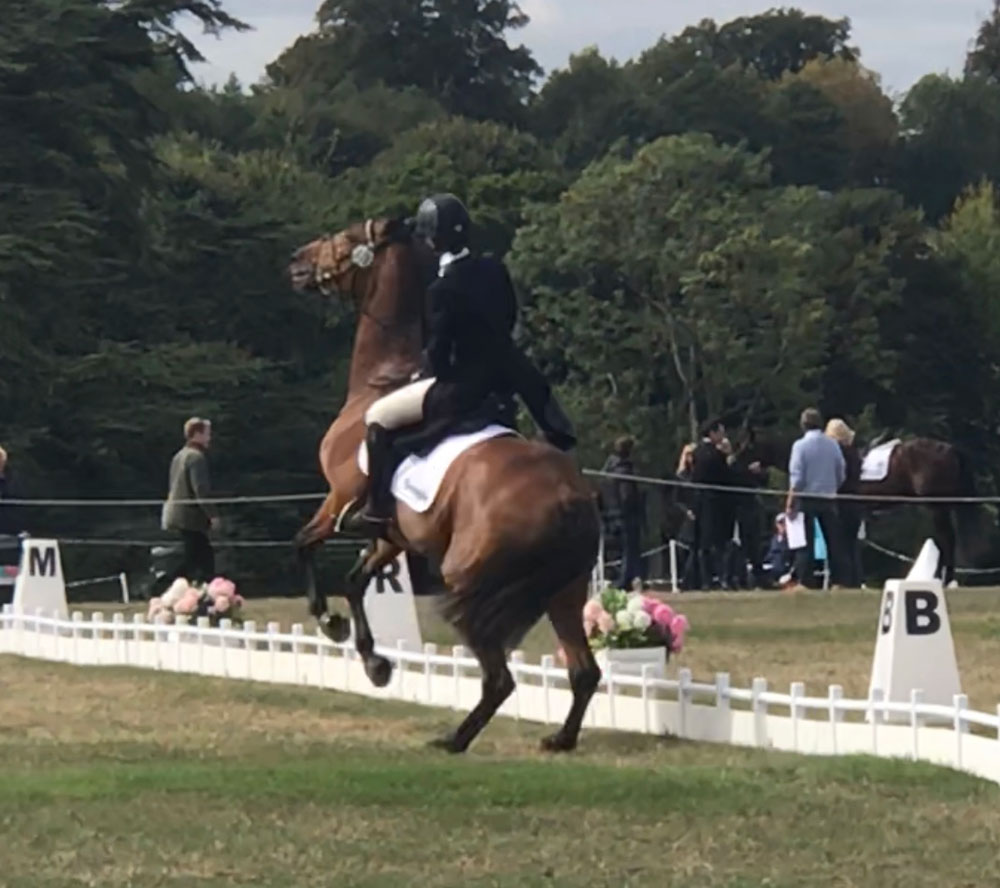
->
[741, 430, 987, 586]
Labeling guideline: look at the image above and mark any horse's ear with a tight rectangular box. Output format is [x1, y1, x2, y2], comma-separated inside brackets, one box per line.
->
[383, 217, 414, 243]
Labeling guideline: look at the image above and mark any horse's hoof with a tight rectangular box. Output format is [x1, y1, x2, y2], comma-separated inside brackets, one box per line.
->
[428, 735, 465, 754]
[540, 732, 577, 753]
[364, 655, 393, 688]
[320, 614, 351, 643]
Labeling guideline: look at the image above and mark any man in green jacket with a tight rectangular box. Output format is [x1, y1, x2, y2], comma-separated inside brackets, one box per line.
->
[162, 418, 218, 583]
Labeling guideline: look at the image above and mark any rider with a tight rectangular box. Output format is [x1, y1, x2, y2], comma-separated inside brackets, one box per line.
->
[347, 193, 577, 533]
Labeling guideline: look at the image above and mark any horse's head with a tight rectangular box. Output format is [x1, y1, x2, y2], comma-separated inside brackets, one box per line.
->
[288, 218, 417, 299]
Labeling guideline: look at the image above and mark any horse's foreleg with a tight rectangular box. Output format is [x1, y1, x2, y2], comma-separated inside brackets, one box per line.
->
[344, 540, 400, 688]
[541, 574, 600, 752]
[294, 493, 350, 643]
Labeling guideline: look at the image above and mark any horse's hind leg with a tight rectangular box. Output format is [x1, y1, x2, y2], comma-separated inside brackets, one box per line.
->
[431, 642, 513, 753]
[541, 574, 600, 752]
[931, 506, 957, 586]
[344, 540, 400, 688]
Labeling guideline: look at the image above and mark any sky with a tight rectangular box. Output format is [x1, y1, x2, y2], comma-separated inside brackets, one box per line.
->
[182, 0, 992, 99]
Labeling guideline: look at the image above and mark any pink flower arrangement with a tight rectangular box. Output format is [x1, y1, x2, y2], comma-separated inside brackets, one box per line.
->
[146, 575, 244, 625]
[582, 588, 689, 655]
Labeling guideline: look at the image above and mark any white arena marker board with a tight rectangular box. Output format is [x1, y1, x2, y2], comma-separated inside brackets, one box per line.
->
[13, 538, 68, 619]
[868, 577, 961, 724]
[363, 552, 423, 652]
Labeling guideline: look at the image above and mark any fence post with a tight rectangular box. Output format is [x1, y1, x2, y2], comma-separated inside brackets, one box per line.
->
[424, 643, 437, 704]
[243, 621, 256, 681]
[314, 628, 326, 689]
[790, 682, 804, 753]
[451, 645, 465, 711]
[91, 613, 104, 666]
[192, 616, 207, 674]
[510, 650, 524, 720]
[751, 677, 768, 747]
[910, 688, 924, 760]
[604, 659, 614, 729]
[541, 654, 555, 724]
[715, 673, 731, 717]
[119, 572, 130, 604]
[267, 621, 280, 682]
[954, 693, 968, 770]
[112, 613, 125, 664]
[678, 668, 692, 739]
[71, 612, 83, 665]
[395, 639, 406, 698]
[669, 540, 679, 594]
[130, 614, 143, 668]
[292, 624, 304, 685]
[869, 688, 884, 755]
[640, 663, 652, 734]
[828, 685, 843, 754]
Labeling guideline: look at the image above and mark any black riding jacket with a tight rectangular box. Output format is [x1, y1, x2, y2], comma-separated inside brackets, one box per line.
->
[419, 252, 575, 449]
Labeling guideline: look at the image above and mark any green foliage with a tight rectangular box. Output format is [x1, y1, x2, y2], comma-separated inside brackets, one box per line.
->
[267, 0, 540, 123]
[4, 0, 1000, 585]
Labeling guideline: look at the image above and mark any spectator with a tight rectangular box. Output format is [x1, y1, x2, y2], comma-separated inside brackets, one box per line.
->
[0, 445, 20, 538]
[673, 443, 701, 589]
[162, 418, 219, 584]
[726, 442, 769, 589]
[599, 435, 645, 589]
[786, 408, 846, 590]
[691, 419, 732, 590]
[765, 514, 793, 584]
[826, 418, 864, 588]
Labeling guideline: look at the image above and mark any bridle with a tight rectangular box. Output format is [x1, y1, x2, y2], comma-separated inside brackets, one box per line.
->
[312, 219, 420, 333]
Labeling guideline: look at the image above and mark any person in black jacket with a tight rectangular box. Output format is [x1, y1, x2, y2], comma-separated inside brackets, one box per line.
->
[691, 419, 732, 589]
[348, 194, 576, 533]
[599, 436, 645, 589]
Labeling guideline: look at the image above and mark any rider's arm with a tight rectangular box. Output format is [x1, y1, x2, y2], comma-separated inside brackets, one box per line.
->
[421, 281, 455, 377]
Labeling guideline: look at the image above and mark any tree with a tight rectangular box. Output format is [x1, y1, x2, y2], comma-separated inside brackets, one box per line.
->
[509, 135, 836, 466]
[966, 0, 1000, 82]
[530, 48, 641, 169]
[791, 58, 898, 185]
[327, 117, 566, 255]
[266, 0, 540, 124]
[634, 10, 855, 85]
[898, 75, 1000, 220]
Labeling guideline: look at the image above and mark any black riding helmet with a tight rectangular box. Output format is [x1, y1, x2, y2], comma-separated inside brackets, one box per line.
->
[414, 193, 471, 254]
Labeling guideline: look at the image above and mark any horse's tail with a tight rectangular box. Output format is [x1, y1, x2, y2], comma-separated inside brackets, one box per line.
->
[954, 448, 987, 562]
[442, 492, 600, 653]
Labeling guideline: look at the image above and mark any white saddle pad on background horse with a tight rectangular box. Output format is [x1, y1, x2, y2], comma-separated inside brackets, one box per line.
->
[358, 424, 517, 513]
[861, 439, 900, 482]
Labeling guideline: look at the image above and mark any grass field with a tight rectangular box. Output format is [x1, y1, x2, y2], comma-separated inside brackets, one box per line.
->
[78, 586, 1000, 711]
[3, 653, 1000, 888]
[7, 587, 996, 886]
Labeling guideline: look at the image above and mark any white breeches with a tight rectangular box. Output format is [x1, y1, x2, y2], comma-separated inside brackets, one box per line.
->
[364, 377, 436, 430]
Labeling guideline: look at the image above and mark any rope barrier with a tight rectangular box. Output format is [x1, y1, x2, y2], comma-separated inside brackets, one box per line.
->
[56, 537, 360, 549]
[861, 539, 1000, 575]
[0, 468, 997, 507]
[0, 492, 325, 508]
[585, 468, 1000, 505]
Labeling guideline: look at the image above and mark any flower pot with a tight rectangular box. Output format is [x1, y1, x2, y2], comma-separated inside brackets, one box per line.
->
[596, 646, 667, 678]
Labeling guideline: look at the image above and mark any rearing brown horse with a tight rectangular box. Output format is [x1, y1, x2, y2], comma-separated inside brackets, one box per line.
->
[288, 218, 601, 753]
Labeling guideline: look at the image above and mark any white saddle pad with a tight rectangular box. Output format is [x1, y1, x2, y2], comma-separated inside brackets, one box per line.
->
[861, 439, 900, 482]
[358, 424, 517, 513]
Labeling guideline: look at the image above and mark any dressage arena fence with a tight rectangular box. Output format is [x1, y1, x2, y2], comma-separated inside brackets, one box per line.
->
[4, 606, 1000, 787]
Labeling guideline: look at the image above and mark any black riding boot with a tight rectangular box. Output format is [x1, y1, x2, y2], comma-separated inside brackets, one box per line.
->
[355, 423, 395, 530]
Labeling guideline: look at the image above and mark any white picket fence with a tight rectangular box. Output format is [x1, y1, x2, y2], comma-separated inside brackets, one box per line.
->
[3, 604, 1000, 785]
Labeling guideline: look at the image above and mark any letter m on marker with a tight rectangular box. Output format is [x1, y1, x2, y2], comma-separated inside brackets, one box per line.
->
[29, 546, 56, 577]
